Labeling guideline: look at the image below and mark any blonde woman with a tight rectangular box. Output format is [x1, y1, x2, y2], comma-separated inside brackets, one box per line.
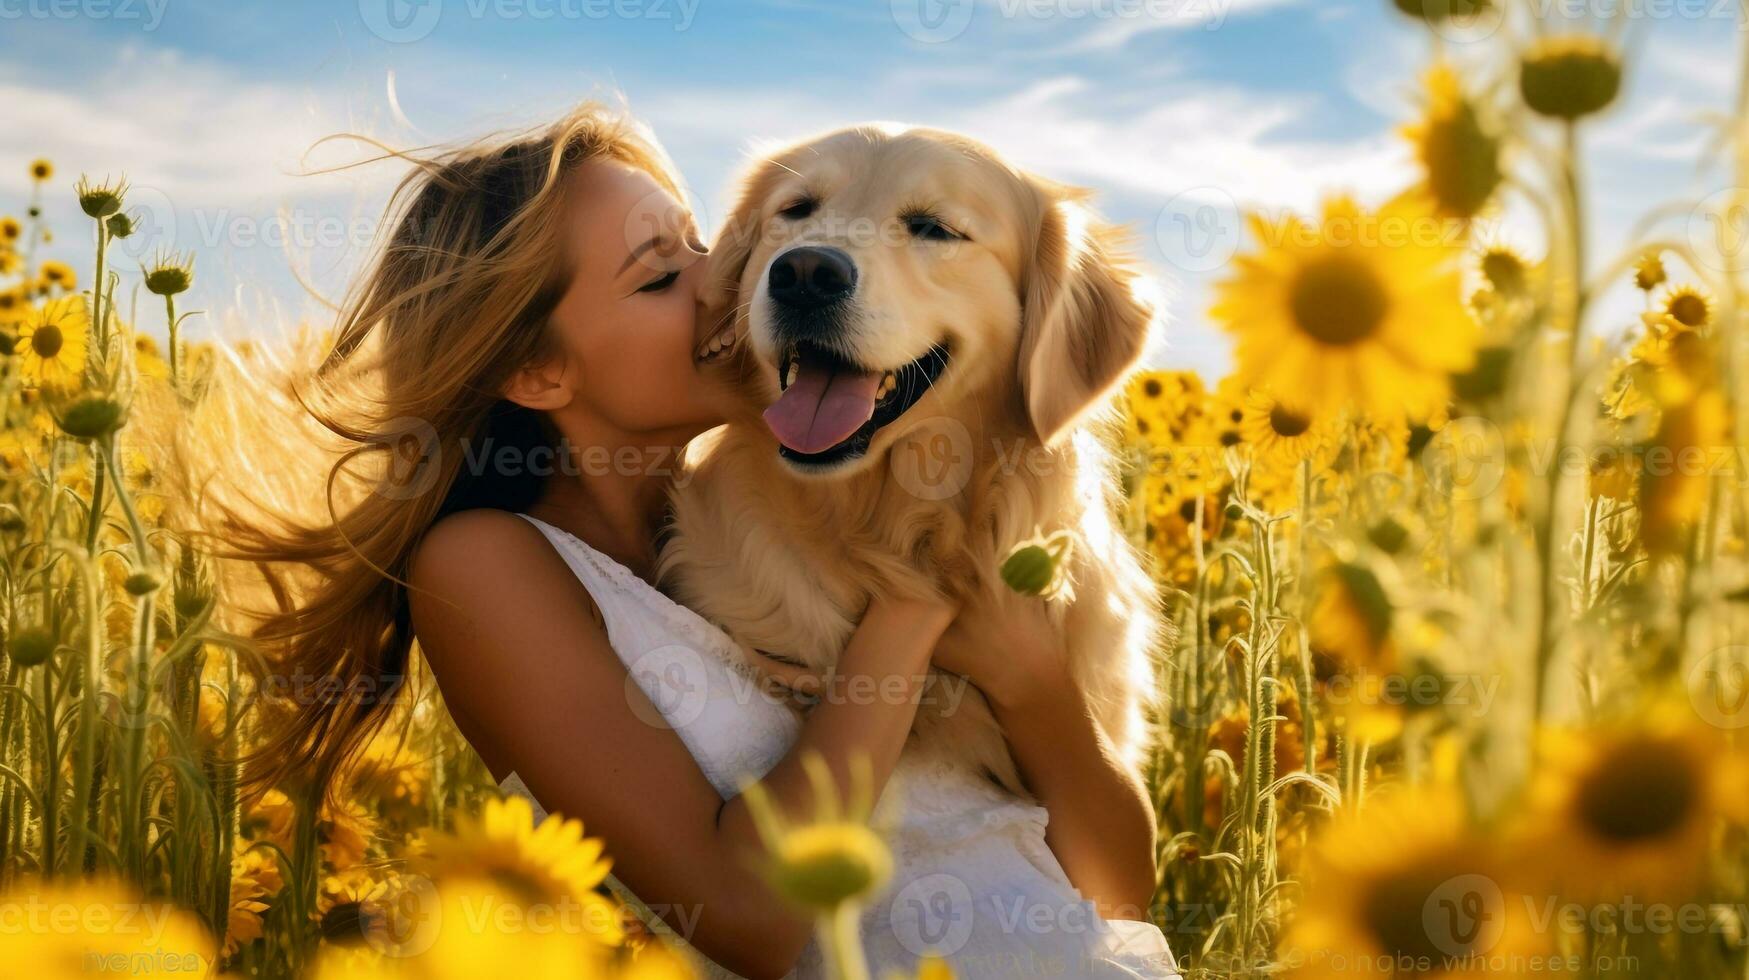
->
[219, 103, 1176, 979]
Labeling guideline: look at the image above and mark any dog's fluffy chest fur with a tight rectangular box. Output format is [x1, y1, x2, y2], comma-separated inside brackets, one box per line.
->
[656, 420, 1162, 794]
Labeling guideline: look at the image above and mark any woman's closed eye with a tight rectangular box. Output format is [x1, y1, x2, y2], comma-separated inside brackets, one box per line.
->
[637, 269, 681, 293]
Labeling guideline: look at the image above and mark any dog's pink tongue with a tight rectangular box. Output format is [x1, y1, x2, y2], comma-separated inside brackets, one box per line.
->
[763, 361, 880, 454]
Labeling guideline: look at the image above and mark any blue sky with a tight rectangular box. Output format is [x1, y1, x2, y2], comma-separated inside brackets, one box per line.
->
[0, 0, 1740, 379]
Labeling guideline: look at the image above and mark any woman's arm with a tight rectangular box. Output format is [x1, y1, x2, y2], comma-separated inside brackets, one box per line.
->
[408, 509, 952, 980]
[934, 602, 1158, 920]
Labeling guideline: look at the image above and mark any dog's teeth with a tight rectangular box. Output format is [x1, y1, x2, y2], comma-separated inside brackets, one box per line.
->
[717, 329, 735, 348]
[785, 362, 799, 387]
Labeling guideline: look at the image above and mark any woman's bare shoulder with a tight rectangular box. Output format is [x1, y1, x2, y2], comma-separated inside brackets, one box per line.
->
[408, 508, 599, 621]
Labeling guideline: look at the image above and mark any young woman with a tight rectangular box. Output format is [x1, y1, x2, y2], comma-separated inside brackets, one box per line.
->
[224, 103, 1178, 979]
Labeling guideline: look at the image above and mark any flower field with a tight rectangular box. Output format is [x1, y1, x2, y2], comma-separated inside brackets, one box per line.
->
[3, 5, 1749, 979]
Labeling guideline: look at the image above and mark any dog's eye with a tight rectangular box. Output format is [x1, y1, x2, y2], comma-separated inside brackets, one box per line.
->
[778, 198, 818, 220]
[905, 214, 963, 242]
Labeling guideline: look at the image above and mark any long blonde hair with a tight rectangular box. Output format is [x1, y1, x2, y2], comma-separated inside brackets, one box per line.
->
[196, 102, 685, 802]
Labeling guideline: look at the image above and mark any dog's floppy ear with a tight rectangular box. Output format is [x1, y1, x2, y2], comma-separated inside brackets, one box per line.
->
[701, 156, 786, 335]
[1016, 179, 1157, 445]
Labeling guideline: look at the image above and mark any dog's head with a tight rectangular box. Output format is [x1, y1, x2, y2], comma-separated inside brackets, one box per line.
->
[704, 124, 1156, 476]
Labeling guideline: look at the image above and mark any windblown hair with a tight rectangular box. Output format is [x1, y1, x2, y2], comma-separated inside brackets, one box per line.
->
[184, 101, 686, 804]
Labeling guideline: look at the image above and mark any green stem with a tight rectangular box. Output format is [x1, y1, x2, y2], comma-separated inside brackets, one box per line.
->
[1530, 121, 1590, 728]
[37, 658, 58, 877]
[818, 902, 871, 980]
[91, 224, 109, 348]
[165, 294, 180, 393]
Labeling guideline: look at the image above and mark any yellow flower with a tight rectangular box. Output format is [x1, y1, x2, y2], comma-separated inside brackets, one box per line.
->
[1660, 284, 1712, 329]
[1477, 245, 1530, 297]
[415, 795, 623, 946]
[1310, 560, 1396, 673]
[741, 752, 892, 915]
[0, 876, 216, 978]
[321, 796, 376, 871]
[1404, 64, 1503, 221]
[1633, 251, 1667, 291]
[1641, 385, 1728, 556]
[0, 287, 26, 325]
[30, 158, 54, 182]
[1212, 194, 1477, 419]
[1515, 717, 1749, 901]
[244, 788, 298, 854]
[1239, 388, 1331, 467]
[0, 216, 19, 242]
[225, 847, 285, 958]
[1520, 34, 1622, 120]
[38, 259, 76, 291]
[16, 296, 89, 386]
[311, 874, 634, 980]
[1284, 792, 1553, 979]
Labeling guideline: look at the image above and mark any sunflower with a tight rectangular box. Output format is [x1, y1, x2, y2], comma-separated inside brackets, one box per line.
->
[742, 753, 892, 916]
[226, 848, 285, 959]
[1405, 64, 1503, 222]
[30, 158, 53, 181]
[38, 259, 75, 291]
[1633, 251, 1667, 291]
[0, 215, 19, 242]
[1520, 34, 1622, 120]
[415, 794, 622, 944]
[1476, 245, 1530, 298]
[15, 296, 89, 386]
[0, 287, 26, 327]
[1641, 385, 1729, 556]
[311, 874, 629, 980]
[0, 876, 217, 975]
[1309, 560, 1396, 674]
[1240, 388, 1332, 466]
[1212, 194, 1477, 419]
[1124, 369, 1206, 446]
[1516, 717, 1749, 901]
[1660, 285, 1713, 329]
[1283, 792, 1552, 979]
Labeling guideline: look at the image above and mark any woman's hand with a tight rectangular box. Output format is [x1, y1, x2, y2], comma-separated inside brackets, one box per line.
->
[931, 594, 1069, 711]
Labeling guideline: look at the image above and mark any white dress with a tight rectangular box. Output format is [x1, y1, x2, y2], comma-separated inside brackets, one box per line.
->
[500, 513, 1182, 980]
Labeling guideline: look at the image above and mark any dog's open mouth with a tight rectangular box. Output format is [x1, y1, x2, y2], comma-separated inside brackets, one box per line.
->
[763, 338, 951, 465]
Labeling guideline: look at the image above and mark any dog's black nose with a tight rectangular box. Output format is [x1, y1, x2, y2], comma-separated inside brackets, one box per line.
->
[768, 246, 856, 308]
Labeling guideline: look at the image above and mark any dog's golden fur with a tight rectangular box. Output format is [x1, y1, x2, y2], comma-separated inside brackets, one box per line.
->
[657, 125, 1164, 793]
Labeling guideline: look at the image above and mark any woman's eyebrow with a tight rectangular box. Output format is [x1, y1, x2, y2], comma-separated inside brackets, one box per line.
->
[618, 235, 665, 277]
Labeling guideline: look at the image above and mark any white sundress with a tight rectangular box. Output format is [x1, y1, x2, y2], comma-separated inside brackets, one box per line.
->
[499, 512, 1182, 980]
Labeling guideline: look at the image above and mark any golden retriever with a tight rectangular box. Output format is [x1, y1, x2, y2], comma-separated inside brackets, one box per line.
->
[658, 124, 1163, 794]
